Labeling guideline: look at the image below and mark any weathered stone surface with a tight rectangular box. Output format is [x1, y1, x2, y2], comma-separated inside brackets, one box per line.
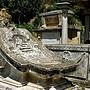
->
[0, 26, 79, 87]
[65, 77, 90, 88]
[46, 44, 90, 80]
[65, 85, 90, 90]
[0, 27, 60, 70]
[0, 27, 79, 73]
[0, 76, 44, 90]
[0, 26, 89, 89]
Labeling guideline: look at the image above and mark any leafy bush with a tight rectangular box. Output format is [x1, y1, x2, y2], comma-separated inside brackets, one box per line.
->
[32, 16, 42, 29]
[16, 23, 33, 32]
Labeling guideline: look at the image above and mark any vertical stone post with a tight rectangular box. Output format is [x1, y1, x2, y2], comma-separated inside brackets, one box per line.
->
[41, 16, 46, 28]
[62, 10, 68, 44]
[83, 9, 90, 43]
[58, 14, 62, 26]
[77, 31, 80, 44]
[56, 2, 70, 44]
[84, 15, 90, 43]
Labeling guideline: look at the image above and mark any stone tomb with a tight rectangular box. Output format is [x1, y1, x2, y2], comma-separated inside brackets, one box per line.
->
[33, 10, 81, 45]
[0, 27, 88, 89]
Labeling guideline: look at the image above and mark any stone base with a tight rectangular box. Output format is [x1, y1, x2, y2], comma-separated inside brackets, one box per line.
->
[0, 76, 44, 90]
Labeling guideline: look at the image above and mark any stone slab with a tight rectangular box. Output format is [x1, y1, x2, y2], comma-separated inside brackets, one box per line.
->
[0, 76, 44, 90]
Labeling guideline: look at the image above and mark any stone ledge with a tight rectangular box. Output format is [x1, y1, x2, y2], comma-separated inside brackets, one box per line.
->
[46, 44, 90, 52]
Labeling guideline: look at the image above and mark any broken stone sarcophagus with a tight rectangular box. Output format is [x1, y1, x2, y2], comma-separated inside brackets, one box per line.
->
[0, 27, 88, 88]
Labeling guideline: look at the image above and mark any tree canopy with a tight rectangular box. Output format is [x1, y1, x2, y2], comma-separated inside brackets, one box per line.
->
[0, 0, 43, 24]
[0, 0, 81, 25]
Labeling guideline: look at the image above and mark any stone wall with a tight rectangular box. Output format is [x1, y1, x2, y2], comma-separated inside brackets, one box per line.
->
[46, 44, 90, 80]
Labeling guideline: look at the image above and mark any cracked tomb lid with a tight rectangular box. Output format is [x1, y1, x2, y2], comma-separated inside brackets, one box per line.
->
[0, 27, 77, 73]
